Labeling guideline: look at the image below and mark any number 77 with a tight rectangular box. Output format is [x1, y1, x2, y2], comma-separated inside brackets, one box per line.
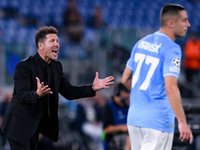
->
[131, 53, 159, 91]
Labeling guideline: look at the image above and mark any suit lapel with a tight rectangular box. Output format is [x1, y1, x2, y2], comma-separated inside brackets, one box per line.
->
[51, 61, 59, 93]
[32, 53, 45, 83]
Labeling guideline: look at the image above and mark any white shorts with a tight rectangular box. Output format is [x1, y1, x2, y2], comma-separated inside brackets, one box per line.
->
[128, 126, 174, 150]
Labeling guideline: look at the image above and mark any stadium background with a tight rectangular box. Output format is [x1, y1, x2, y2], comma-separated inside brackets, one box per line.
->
[0, 0, 200, 150]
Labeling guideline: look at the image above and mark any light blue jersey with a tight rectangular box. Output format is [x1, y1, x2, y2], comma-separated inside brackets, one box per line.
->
[126, 31, 182, 133]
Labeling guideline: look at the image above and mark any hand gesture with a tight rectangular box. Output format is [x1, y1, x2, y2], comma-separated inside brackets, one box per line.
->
[178, 121, 193, 144]
[36, 77, 53, 97]
[92, 72, 114, 91]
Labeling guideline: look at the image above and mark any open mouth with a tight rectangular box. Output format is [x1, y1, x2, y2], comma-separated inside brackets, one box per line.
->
[52, 50, 58, 54]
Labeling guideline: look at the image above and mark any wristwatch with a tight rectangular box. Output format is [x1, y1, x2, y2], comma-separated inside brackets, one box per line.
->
[34, 91, 40, 99]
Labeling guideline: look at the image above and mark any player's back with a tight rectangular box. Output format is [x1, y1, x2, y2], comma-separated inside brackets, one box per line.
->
[126, 31, 181, 132]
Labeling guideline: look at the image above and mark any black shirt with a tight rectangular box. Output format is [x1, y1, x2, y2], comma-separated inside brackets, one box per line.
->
[37, 53, 53, 116]
[37, 53, 53, 88]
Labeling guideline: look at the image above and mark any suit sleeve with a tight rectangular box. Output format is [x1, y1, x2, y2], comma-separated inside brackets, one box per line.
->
[14, 61, 38, 104]
[58, 62, 96, 100]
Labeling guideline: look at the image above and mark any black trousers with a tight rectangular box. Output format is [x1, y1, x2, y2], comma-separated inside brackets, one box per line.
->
[7, 129, 39, 150]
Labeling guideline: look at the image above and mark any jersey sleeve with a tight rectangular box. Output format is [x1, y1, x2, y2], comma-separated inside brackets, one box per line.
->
[163, 47, 182, 78]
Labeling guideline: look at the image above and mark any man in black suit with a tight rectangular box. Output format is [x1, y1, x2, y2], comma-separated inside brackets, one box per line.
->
[0, 26, 114, 150]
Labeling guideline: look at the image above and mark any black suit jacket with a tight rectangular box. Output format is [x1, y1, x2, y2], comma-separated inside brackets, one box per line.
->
[1, 53, 95, 144]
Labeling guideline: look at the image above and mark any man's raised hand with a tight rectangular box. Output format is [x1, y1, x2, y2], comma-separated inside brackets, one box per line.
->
[92, 72, 114, 91]
[36, 77, 53, 97]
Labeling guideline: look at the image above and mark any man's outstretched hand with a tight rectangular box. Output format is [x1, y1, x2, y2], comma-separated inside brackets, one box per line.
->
[36, 77, 53, 97]
[92, 72, 114, 91]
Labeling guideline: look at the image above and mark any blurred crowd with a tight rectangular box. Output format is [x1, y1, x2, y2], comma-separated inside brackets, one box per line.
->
[0, 0, 109, 58]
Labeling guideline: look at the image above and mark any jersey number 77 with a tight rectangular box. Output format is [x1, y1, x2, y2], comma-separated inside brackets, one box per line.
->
[132, 53, 159, 91]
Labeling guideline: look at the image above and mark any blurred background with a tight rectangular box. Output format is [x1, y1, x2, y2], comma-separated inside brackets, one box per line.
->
[0, 0, 200, 150]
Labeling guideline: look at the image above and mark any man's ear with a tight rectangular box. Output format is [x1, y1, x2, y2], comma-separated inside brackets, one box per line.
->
[168, 19, 175, 29]
[38, 42, 43, 50]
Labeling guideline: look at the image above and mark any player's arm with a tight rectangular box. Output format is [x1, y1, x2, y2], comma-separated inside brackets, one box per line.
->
[122, 67, 132, 91]
[104, 124, 128, 134]
[165, 76, 193, 144]
[103, 105, 128, 134]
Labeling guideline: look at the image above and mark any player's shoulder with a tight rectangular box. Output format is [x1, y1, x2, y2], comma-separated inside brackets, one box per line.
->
[165, 40, 180, 51]
[154, 32, 180, 47]
[155, 33, 180, 51]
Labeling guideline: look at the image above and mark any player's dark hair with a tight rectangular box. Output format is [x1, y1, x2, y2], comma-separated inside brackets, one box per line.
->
[160, 3, 186, 27]
[35, 26, 58, 48]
